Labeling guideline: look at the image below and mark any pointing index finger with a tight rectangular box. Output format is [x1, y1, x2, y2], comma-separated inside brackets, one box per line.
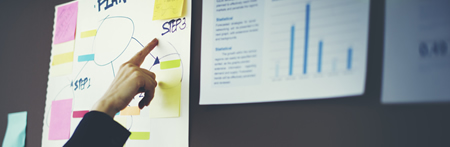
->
[127, 38, 159, 66]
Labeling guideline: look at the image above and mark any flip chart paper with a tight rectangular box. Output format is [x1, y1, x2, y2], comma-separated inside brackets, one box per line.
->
[49, 99, 72, 140]
[43, 0, 192, 146]
[53, 1, 78, 44]
[52, 40, 76, 55]
[129, 132, 150, 140]
[2, 111, 27, 147]
[120, 106, 140, 115]
[49, 63, 73, 77]
[152, 0, 184, 20]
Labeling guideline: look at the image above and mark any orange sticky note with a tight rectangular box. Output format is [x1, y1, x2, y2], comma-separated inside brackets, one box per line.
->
[120, 106, 140, 115]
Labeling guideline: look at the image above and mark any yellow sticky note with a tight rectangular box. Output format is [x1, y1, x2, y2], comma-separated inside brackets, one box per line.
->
[80, 30, 97, 38]
[129, 132, 150, 140]
[149, 67, 181, 118]
[152, 0, 184, 20]
[49, 40, 74, 77]
[120, 106, 140, 115]
[52, 52, 74, 66]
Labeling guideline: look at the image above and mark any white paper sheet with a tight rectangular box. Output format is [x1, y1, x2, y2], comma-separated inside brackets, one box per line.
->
[382, 0, 450, 104]
[200, 0, 370, 105]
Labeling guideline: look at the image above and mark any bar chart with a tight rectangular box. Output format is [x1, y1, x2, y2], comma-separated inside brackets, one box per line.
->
[266, 0, 366, 80]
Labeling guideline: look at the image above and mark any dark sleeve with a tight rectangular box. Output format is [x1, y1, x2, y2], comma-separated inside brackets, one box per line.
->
[64, 111, 131, 147]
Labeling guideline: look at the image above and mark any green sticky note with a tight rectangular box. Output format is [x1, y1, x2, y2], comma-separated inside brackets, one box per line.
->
[129, 132, 150, 140]
[160, 59, 181, 70]
[2, 111, 27, 147]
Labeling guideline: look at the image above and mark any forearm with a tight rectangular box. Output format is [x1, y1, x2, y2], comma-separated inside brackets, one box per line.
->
[64, 111, 130, 147]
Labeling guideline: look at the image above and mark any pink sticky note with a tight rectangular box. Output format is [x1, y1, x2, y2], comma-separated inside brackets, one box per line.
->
[49, 99, 72, 140]
[72, 110, 89, 118]
[53, 1, 78, 44]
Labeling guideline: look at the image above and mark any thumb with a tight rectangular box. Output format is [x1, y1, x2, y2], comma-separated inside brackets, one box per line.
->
[138, 90, 155, 109]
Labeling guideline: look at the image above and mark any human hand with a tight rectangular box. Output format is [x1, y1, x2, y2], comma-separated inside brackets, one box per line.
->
[92, 38, 159, 118]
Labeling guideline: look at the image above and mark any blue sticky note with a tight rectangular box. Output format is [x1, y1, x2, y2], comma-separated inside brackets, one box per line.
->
[78, 54, 95, 62]
[2, 111, 27, 147]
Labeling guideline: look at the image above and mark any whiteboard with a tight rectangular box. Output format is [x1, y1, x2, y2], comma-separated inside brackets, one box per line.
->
[42, 0, 191, 146]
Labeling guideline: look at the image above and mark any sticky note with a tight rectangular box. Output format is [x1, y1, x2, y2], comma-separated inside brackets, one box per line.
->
[49, 99, 72, 140]
[80, 30, 97, 38]
[72, 110, 89, 118]
[149, 84, 181, 118]
[149, 64, 181, 118]
[160, 59, 181, 70]
[152, 0, 184, 20]
[149, 64, 182, 118]
[114, 117, 127, 128]
[2, 111, 27, 147]
[120, 106, 140, 115]
[78, 54, 95, 62]
[53, 1, 78, 44]
[50, 40, 75, 77]
[52, 52, 74, 66]
[129, 132, 150, 140]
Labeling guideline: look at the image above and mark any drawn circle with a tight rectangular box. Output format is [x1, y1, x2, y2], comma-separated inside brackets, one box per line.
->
[92, 16, 134, 66]
[151, 41, 183, 89]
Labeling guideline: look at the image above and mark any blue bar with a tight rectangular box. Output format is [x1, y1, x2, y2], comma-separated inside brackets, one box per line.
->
[347, 48, 352, 70]
[318, 40, 322, 73]
[78, 54, 95, 62]
[303, 3, 310, 74]
[289, 25, 295, 76]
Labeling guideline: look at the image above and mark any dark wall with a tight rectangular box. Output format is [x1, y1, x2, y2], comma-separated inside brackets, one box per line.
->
[1, 0, 449, 147]
[0, 0, 62, 146]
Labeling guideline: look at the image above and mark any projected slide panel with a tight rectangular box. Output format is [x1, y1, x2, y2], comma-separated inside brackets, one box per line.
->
[382, 0, 450, 104]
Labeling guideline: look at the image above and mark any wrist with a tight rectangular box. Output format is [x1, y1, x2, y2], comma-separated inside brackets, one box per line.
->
[92, 96, 119, 118]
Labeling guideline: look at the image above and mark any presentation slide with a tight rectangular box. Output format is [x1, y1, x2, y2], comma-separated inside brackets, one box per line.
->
[382, 0, 450, 104]
[42, 0, 191, 146]
[200, 0, 370, 104]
